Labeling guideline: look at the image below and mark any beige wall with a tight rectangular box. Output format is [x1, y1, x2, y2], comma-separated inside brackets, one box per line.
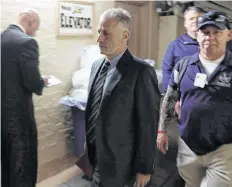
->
[1, 0, 115, 181]
[139, 2, 151, 59]
[177, 16, 186, 36]
[139, 1, 159, 62]
[150, 2, 160, 67]
[157, 16, 178, 69]
[156, 15, 185, 69]
[115, 1, 159, 65]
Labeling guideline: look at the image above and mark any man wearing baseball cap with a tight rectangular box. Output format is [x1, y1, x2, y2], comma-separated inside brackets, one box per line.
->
[157, 11, 232, 187]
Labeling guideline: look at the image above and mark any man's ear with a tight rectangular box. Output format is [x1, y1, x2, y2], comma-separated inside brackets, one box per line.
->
[226, 30, 232, 42]
[122, 30, 129, 43]
[229, 30, 232, 40]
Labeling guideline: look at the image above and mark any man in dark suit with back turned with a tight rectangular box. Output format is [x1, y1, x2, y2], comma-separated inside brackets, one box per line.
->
[1, 9, 48, 187]
[85, 8, 161, 187]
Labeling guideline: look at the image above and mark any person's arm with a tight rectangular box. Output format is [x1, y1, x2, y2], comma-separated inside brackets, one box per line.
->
[158, 85, 176, 132]
[19, 38, 45, 95]
[157, 64, 180, 154]
[134, 65, 161, 174]
[162, 41, 175, 94]
[159, 56, 187, 132]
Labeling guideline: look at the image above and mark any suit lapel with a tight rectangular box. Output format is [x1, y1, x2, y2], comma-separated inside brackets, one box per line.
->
[88, 58, 105, 93]
[86, 58, 105, 115]
[100, 49, 132, 110]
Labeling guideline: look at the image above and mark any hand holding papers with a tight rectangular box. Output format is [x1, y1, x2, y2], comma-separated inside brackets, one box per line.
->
[42, 75, 62, 87]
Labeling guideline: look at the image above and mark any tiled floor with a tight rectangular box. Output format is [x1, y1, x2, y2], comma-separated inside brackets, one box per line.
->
[58, 175, 91, 187]
[36, 165, 83, 187]
[37, 155, 77, 183]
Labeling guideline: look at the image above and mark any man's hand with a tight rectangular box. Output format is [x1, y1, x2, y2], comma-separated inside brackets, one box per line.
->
[42, 76, 49, 87]
[135, 173, 151, 187]
[157, 132, 168, 154]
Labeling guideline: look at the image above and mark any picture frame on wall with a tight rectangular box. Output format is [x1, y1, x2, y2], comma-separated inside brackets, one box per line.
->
[57, 0, 95, 37]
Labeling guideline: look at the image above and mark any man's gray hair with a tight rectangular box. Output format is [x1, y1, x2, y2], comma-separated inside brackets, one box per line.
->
[184, 6, 205, 19]
[100, 8, 132, 31]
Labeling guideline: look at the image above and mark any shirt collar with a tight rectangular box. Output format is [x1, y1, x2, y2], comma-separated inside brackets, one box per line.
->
[106, 48, 127, 68]
[14, 24, 26, 33]
[189, 53, 200, 65]
[182, 33, 198, 45]
[190, 51, 232, 67]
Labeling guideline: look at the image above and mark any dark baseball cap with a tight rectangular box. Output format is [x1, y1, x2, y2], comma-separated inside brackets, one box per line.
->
[198, 11, 231, 30]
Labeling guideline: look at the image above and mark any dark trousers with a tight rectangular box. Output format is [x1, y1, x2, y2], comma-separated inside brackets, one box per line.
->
[166, 173, 185, 187]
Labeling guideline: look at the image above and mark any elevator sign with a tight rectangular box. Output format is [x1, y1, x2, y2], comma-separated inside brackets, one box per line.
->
[57, 1, 94, 36]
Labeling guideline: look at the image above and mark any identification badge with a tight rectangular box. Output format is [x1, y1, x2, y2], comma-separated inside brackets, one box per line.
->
[194, 73, 207, 88]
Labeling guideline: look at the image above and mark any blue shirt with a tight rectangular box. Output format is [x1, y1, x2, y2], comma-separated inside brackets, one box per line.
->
[103, 49, 126, 95]
[169, 51, 232, 155]
[162, 33, 199, 94]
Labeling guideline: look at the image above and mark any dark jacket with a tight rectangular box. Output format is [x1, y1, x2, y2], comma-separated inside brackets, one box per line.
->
[85, 49, 161, 187]
[169, 51, 232, 155]
[227, 40, 232, 52]
[162, 33, 199, 93]
[1, 25, 44, 187]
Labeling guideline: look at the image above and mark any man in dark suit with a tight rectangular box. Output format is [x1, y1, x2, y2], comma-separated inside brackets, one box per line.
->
[1, 9, 48, 187]
[85, 8, 161, 187]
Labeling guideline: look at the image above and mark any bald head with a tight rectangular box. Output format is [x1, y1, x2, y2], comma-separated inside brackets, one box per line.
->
[18, 9, 40, 36]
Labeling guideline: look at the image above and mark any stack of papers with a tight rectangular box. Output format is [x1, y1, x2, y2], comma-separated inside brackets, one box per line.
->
[42, 75, 62, 87]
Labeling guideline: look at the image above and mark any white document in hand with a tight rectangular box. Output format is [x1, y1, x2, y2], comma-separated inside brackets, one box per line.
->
[47, 75, 62, 87]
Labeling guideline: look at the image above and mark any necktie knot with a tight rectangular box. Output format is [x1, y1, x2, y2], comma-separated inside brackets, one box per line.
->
[104, 61, 110, 68]
[101, 61, 110, 73]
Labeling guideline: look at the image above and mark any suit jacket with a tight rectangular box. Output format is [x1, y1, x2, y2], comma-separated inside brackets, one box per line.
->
[2, 24, 44, 122]
[1, 25, 44, 186]
[85, 49, 161, 187]
[228, 40, 232, 52]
